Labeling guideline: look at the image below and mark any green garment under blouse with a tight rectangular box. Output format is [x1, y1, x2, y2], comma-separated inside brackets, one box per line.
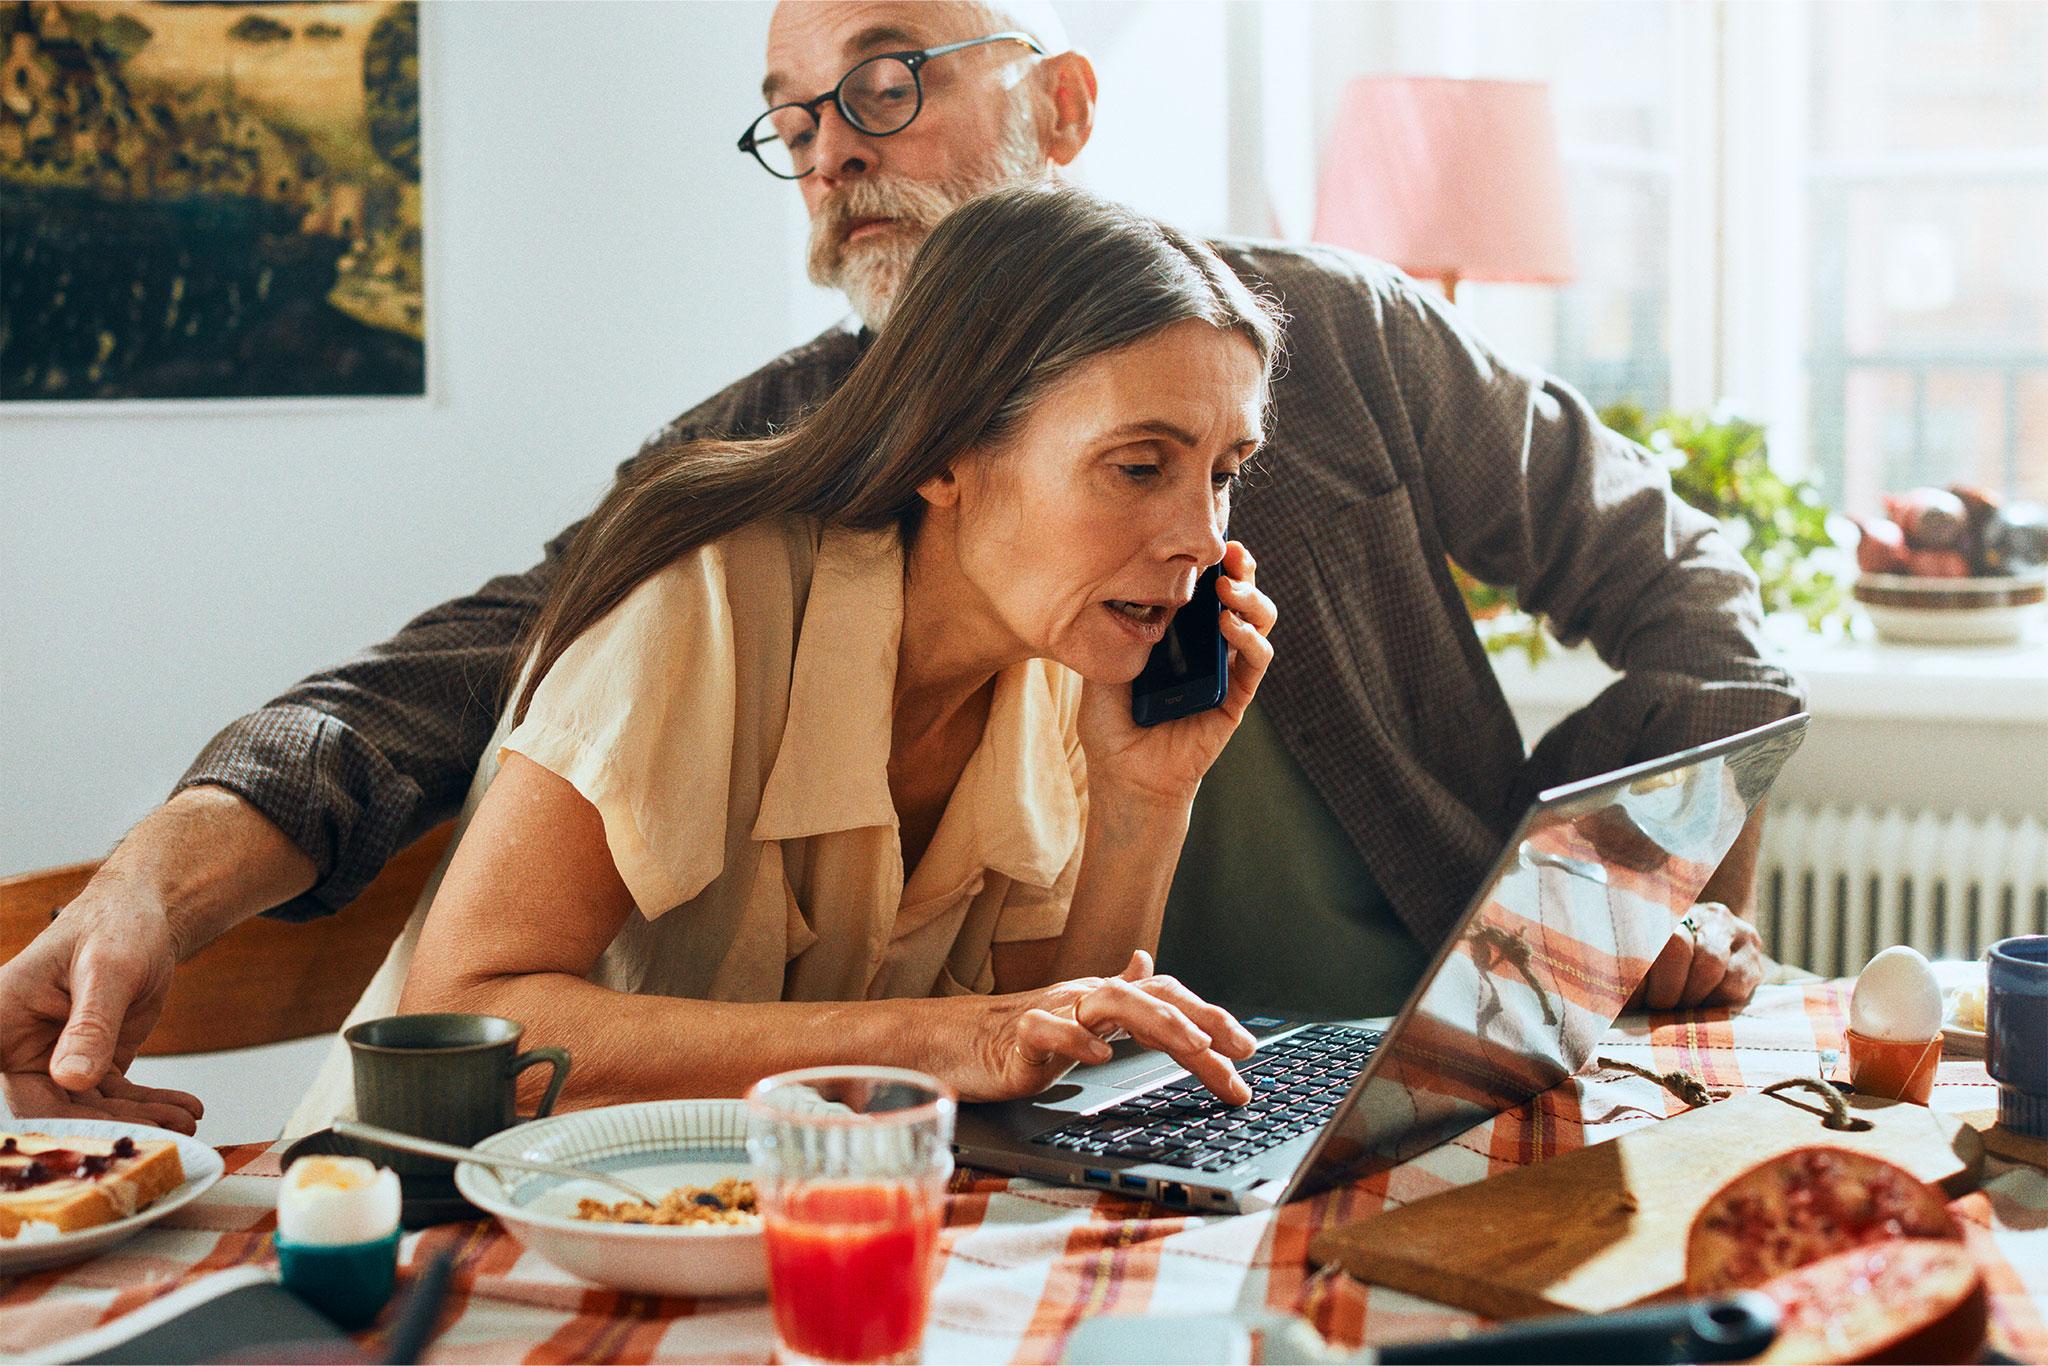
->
[1159, 698, 1434, 1020]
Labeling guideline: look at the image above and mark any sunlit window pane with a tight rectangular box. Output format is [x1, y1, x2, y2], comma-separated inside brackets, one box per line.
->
[1453, 0, 1673, 412]
[2018, 374, 2048, 506]
[1811, 1, 2048, 156]
[1806, 0, 2048, 507]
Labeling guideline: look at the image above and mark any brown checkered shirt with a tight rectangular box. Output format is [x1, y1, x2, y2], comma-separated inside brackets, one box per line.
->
[179, 244, 1803, 951]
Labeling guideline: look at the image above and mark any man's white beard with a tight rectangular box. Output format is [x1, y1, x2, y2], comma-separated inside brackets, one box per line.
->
[806, 112, 1048, 332]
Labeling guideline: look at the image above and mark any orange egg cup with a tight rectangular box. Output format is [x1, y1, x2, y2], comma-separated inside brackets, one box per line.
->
[1846, 1027, 1943, 1105]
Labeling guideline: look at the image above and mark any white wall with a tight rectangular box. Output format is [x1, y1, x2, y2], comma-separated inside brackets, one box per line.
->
[1, 1, 808, 872]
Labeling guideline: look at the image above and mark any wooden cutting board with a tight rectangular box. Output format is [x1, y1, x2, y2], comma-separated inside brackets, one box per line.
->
[1306, 1092, 1983, 1320]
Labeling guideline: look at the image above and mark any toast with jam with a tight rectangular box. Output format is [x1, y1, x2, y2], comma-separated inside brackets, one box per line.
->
[0, 1132, 185, 1236]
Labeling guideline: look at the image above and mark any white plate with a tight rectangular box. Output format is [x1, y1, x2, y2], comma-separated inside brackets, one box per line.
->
[1935, 960, 1990, 1057]
[455, 1099, 764, 1297]
[1942, 1018, 1987, 1056]
[0, 1119, 225, 1276]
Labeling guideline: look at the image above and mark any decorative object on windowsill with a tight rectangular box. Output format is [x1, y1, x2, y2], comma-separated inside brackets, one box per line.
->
[1312, 76, 1574, 306]
[1849, 485, 2048, 644]
[1454, 405, 1851, 658]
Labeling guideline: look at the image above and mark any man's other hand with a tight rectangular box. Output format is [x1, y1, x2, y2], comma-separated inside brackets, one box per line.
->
[1630, 901, 1767, 1011]
[0, 873, 203, 1132]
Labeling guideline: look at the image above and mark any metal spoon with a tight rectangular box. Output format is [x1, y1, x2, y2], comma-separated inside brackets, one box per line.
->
[333, 1119, 661, 1205]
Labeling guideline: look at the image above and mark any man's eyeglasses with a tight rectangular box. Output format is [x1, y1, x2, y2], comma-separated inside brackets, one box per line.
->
[739, 31, 1044, 180]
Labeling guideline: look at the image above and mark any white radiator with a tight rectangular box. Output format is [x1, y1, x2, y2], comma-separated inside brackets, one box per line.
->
[1756, 804, 2048, 977]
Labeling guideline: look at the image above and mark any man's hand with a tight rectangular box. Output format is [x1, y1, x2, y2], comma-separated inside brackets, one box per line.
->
[1631, 901, 1767, 1011]
[0, 786, 316, 1131]
[0, 873, 203, 1131]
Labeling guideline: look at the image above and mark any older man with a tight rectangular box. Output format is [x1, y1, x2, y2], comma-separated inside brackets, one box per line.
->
[2, 0, 1800, 1131]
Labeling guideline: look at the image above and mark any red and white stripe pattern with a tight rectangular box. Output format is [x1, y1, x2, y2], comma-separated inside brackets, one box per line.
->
[2, 983, 2042, 1364]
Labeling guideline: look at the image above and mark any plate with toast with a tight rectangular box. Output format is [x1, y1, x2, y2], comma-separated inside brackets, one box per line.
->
[0, 1120, 224, 1275]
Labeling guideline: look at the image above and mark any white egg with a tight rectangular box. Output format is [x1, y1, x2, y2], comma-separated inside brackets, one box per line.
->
[278, 1155, 401, 1245]
[1850, 945, 1944, 1043]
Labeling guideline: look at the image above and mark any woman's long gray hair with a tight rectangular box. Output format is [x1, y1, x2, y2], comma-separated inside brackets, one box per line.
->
[514, 183, 1285, 723]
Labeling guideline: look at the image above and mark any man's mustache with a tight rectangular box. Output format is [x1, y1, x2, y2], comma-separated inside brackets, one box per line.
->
[808, 180, 954, 275]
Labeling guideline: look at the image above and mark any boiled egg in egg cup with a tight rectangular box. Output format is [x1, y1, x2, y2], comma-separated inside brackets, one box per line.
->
[1846, 945, 1946, 1105]
[275, 1155, 403, 1329]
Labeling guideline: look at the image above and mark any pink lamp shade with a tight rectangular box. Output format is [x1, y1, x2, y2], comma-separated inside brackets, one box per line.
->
[1313, 76, 1574, 294]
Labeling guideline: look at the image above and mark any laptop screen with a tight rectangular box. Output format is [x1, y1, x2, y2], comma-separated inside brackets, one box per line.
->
[1285, 715, 1807, 1201]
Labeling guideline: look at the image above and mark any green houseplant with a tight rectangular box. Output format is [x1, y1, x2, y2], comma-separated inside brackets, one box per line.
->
[1457, 404, 1846, 657]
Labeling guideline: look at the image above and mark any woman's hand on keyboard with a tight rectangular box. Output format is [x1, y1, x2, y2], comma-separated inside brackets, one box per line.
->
[953, 951, 1258, 1105]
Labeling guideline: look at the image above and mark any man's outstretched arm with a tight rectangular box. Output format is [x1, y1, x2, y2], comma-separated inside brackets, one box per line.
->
[1371, 263, 1799, 1004]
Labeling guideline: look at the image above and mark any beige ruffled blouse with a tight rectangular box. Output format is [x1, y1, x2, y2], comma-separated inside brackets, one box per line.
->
[286, 519, 1087, 1138]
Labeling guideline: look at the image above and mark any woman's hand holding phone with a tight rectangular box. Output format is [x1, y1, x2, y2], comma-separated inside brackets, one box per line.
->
[1079, 540, 1277, 808]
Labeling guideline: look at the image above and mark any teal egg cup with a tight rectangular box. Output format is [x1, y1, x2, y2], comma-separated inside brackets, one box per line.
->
[274, 1228, 402, 1330]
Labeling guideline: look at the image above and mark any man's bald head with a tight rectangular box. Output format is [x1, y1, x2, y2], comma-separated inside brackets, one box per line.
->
[961, 0, 1069, 54]
[765, 1, 1068, 83]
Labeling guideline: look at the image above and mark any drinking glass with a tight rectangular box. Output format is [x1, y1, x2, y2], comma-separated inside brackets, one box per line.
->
[746, 1066, 955, 1365]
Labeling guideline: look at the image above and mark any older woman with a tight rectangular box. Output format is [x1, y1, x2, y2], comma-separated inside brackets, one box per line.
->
[290, 185, 1283, 1130]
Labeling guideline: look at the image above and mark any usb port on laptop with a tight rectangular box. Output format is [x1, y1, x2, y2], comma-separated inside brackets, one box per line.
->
[1083, 1169, 1113, 1186]
[1117, 1174, 1148, 1192]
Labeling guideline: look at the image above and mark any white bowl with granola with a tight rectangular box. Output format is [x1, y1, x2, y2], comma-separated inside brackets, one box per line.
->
[454, 1099, 765, 1297]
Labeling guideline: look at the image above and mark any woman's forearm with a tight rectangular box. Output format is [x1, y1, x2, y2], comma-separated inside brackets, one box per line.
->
[1049, 785, 1192, 982]
[402, 971, 968, 1109]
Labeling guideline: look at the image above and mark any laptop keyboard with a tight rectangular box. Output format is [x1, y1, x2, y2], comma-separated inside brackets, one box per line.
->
[1029, 1024, 1383, 1174]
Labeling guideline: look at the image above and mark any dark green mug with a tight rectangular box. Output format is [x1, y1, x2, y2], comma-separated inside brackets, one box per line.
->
[344, 1014, 570, 1176]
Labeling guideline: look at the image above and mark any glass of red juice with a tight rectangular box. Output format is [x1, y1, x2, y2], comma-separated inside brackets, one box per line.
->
[746, 1066, 955, 1364]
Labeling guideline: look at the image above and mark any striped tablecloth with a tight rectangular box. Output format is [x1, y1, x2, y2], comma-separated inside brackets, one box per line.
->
[2, 982, 2042, 1364]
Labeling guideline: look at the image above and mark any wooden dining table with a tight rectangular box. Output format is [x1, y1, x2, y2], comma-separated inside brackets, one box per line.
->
[3, 980, 2043, 1364]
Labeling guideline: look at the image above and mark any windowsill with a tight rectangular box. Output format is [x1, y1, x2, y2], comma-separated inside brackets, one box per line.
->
[1488, 620, 2048, 726]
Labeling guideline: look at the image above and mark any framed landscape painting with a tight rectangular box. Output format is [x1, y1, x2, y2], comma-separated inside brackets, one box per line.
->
[0, 1, 424, 403]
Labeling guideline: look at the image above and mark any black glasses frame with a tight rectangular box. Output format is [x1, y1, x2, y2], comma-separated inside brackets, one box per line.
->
[738, 31, 1044, 180]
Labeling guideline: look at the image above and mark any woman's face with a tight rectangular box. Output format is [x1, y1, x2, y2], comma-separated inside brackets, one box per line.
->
[926, 319, 1267, 683]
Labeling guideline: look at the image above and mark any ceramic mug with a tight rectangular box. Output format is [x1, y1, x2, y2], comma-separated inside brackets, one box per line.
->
[346, 1014, 570, 1175]
[1987, 935, 2048, 1138]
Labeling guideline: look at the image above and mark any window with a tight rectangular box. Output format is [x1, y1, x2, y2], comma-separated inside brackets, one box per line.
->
[1803, 0, 2048, 508]
[1278, 0, 2047, 504]
[776, 0, 2048, 515]
[1451, 1, 1679, 414]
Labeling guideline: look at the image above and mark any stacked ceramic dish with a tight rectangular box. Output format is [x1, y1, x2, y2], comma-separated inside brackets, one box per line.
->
[1851, 570, 2045, 644]
[1851, 484, 2047, 644]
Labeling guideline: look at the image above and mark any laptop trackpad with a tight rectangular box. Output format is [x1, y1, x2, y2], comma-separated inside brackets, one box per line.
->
[1056, 1012, 1314, 1099]
[1067, 1034, 1189, 1094]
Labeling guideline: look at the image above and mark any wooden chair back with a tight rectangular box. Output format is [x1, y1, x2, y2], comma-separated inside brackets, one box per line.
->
[0, 823, 453, 1055]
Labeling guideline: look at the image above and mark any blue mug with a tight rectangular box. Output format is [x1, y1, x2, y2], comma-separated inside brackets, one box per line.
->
[1987, 935, 2048, 1138]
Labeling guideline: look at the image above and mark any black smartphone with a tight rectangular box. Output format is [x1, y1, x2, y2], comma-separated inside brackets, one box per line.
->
[1130, 564, 1229, 727]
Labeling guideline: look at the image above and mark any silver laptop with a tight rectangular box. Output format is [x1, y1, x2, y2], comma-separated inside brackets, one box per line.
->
[953, 713, 1808, 1213]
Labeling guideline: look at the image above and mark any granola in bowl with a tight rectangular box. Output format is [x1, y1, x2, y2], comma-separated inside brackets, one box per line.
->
[574, 1177, 759, 1228]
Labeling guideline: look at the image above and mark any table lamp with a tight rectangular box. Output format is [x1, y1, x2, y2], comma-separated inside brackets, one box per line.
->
[1313, 76, 1574, 303]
